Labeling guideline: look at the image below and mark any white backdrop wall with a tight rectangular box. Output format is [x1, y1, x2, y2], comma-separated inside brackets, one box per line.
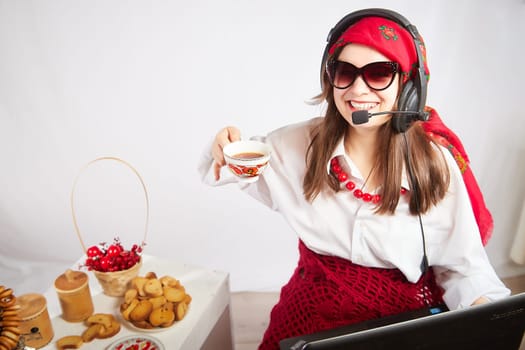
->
[1, 0, 525, 296]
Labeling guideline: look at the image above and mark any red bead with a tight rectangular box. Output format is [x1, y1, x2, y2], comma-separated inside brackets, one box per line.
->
[337, 172, 348, 182]
[330, 157, 401, 205]
[345, 181, 356, 190]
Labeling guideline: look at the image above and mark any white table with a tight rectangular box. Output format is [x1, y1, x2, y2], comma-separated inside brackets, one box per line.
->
[40, 255, 233, 349]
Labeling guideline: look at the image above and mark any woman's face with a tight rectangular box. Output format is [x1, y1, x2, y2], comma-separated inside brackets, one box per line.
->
[333, 43, 400, 130]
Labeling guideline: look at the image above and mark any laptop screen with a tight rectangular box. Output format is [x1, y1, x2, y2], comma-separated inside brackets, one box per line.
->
[280, 292, 525, 350]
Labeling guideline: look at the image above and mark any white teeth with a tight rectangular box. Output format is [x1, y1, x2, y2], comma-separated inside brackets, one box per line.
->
[350, 102, 377, 110]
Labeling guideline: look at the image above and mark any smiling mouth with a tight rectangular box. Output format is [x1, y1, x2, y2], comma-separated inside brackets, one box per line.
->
[350, 101, 378, 110]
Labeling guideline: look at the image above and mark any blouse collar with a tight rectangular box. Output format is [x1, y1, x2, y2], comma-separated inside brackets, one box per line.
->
[326, 137, 410, 190]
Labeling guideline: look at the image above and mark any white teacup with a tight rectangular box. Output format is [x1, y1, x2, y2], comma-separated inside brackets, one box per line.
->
[223, 140, 271, 183]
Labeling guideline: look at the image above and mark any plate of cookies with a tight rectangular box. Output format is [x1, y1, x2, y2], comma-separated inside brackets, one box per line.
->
[119, 272, 191, 332]
[107, 334, 164, 350]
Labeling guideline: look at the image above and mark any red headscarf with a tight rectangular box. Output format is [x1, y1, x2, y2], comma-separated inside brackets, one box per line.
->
[328, 16, 429, 83]
[423, 107, 493, 245]
[329, 17, 493, 245]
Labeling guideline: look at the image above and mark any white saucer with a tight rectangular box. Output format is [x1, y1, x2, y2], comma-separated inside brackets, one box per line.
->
[107, 335, 164, 350]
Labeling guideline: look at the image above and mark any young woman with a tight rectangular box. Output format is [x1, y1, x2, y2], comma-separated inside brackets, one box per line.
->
[199, 9, 510, 350]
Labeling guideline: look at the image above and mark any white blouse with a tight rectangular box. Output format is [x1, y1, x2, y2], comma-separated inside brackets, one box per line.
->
[198, 117, 510, 309]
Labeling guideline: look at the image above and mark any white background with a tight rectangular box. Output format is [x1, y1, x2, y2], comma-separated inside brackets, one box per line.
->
[1, 0, 525, 295]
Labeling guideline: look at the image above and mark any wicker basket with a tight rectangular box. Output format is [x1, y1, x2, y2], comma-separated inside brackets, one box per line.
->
[71, 157, 149, 297]
[92, 258, 143, 296]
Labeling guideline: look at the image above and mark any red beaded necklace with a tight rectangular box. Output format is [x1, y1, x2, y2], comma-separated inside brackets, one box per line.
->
[330, 157, 407, 204]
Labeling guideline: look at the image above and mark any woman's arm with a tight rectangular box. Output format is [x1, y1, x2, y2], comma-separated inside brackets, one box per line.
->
[432, 148, 510, 308]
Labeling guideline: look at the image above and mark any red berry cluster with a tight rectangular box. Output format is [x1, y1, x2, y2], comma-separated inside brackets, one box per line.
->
[83, 237, 143, 273]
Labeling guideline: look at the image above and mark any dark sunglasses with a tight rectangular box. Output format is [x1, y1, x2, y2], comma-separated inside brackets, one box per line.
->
[326, 61, 399, 91]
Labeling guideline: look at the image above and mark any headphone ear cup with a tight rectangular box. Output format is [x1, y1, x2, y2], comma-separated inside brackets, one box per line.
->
[398, 80, 419, 112]
[393, 80, 419, 133]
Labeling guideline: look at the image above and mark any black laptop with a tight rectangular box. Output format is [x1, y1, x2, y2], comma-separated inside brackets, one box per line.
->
[280, 292, 525, 350]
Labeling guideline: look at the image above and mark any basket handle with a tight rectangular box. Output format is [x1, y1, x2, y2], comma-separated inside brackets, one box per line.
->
[70, 156, 149, 253]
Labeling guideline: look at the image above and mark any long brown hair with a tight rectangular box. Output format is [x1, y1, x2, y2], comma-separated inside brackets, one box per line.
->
[303, 62, 450, 215]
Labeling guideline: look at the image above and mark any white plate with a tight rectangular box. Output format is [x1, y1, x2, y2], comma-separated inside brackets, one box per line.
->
[126, 321, 175, 333]
[107, 335, 164, 350]
[117, 313, 176, 333]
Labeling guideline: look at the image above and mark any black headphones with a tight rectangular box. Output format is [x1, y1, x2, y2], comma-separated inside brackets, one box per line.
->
[321, 8, 429, 133]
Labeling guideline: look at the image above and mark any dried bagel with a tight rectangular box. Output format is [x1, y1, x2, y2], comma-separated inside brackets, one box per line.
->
[0, 285, 20, 350]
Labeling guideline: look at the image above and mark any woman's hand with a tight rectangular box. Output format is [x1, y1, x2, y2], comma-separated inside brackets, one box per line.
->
[471, 296, 490, 306]
[212, 126, 241, 180]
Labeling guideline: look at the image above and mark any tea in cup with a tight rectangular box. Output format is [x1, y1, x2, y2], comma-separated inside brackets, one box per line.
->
[223, 140, 271, 183]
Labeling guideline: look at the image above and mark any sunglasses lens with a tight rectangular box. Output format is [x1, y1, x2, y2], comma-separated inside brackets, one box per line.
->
[329, 61, 357, 89]
[363, 63, 396, 90]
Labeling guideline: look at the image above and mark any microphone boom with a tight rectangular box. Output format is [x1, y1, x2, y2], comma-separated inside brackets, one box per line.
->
[351, 110, 429, 125]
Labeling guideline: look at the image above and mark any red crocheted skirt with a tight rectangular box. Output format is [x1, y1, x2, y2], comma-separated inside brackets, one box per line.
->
[258, 240, 444, 350]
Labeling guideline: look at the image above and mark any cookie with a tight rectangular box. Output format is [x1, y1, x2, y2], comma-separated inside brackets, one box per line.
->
[159, 275, 179, 288]
[86, 313, 114, 329]
[56, 335, 83, 350]
[124, 288, 138, 304]
[149, 305, 175, 327]
[175, 301, 189, 321]
[81, 323, 103, 342]
[144, 278, 163, 297]
[163, 286, 185, 303]
[148, 295, 167, 310]
[131, 320, 155, 329]
[144, 271, 158, 279]
[97, 318, 121, 339]
[129, 300, 153, 322]
[121, 298, 139, 321]
[131, 277, 149, 297]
